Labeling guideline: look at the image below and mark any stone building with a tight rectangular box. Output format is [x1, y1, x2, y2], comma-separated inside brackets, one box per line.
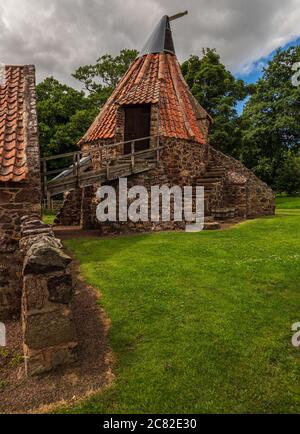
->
[0, 65, 41, 319]
[0, 67, 77, 375]
[55, 15, 275, 231]
[0, 65, 41, 243]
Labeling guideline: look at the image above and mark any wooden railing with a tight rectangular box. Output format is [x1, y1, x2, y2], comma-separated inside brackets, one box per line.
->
[41, 135, 163, 203]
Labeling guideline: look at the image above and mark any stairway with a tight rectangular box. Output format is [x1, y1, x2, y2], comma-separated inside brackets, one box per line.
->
[46, 154, 157, 198]
[194, 165, 226, 216]
[193, 163, 236, 227]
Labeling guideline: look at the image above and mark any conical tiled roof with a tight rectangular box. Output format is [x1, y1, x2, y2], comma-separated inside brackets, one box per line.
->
[80, 16, 211, 146]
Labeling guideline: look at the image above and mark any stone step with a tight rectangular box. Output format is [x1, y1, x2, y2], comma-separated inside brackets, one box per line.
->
[192, 192, 212, 198]
[204, 173, 224, 179]
[206, 163, 224, 170]
[191, 193, 212, 200]
[195, 187, 217, 192]
[204, 216, 215, 223]
[194, 185, 215, 191]
[205, 173, 225, 179]
[195, 178, 222, 184]
[206, 167, 225, 172]
[211, 207, 236, 220]
[204, 221, 221, 230]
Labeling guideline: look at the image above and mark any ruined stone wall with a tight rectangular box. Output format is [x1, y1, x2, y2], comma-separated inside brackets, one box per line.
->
[54, 189, 83, 226]
[209, 147, 275, 218]
[0, 184, 41, 241]
[0, 239, 22, 321]
[0, 67, 42, 320]
[20, 216, 77, 376]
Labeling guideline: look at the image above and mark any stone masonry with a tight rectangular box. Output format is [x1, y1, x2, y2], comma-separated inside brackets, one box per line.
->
[0, 239, 22, 320]
[20, 215, 78, 376]
[0, 65, 78, 377]
[75, 134, 274, 234]
[54, 189, 83, 226]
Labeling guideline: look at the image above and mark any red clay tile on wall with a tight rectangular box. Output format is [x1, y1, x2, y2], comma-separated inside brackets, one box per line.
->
[0, 66, 28, 182]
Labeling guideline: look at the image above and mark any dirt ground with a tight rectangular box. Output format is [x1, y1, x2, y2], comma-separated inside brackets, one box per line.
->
[0, 260, 114, 414]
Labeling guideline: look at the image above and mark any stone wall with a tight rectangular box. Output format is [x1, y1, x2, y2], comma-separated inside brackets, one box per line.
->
[160, 137, 209, 185]
[81, 185, 100, 229]
[57, 127, 274, 232]
[20, 216, 77, 376]
[81, 137, 209, 233]
[0, 184, 41, 241]
[209, 147, 275, 218]
[54, 189, 83, 226]
[208, 180, 226, 217]
[80, 137, 274, 233]
[0, 238, 22, 321]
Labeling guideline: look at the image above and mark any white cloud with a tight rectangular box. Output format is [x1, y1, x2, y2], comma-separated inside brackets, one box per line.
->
[0, 0, 299, 87]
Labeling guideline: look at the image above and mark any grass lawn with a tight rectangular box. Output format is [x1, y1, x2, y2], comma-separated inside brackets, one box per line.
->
[276, 196, 300, 209]
[42, 209, 56, 225]
[63, 196, 300, 414]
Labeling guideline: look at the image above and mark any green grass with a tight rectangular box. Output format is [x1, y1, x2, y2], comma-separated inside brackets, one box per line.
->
[63, 197, 300, 414]
[42, 209, 56, 225]
[276, 195, 300, 209]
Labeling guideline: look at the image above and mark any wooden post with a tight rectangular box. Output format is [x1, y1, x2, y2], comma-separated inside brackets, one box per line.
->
[105, 147, 108, 165]
[156, 135, 160, 164]
[43, 160, 47, 200]
[47, 192, 51, 210]
[73, 154, 77, 177]
[156, 147, 160, 164]
[131, 141, 135, 171]
[76, 153, 80, 187]
[106, 161, 110, 180]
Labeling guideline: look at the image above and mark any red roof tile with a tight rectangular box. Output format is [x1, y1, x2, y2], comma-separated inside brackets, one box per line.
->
[0, 65, 29, 182]
[80, 53, 210, 146]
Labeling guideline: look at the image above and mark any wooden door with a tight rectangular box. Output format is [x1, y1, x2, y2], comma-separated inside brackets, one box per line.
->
[124, 105, 151, 154]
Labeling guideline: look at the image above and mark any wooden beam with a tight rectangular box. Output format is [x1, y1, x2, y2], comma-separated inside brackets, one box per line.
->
[131, 141, 135, 171]
[169, 11, 188, 22]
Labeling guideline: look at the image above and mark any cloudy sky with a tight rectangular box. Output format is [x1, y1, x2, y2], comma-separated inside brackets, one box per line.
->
[0, 0, 299, 88]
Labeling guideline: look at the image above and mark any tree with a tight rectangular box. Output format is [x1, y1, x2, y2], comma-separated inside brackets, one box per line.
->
[181, 49, 249, 156]
[241, 46, 300, 186]
[275, 152, 300, 195]
[72, 48, 138, 106]
[37, 50, 139, 167]
[37, 77, 97, 158]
